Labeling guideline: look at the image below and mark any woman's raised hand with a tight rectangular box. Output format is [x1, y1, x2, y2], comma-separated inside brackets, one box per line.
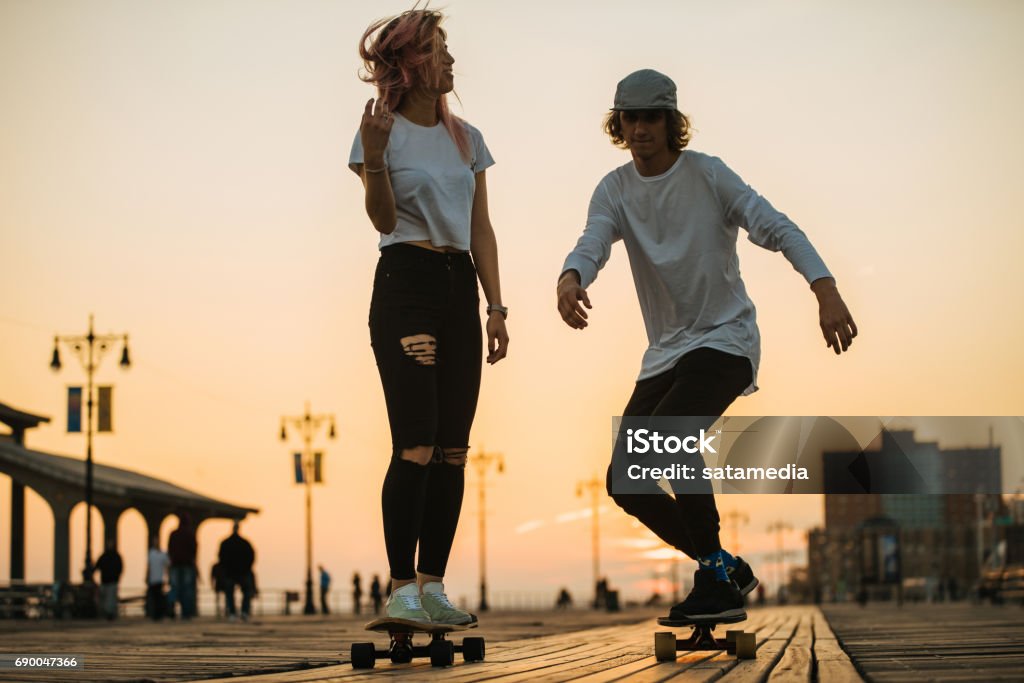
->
[360, 98, 394, 167]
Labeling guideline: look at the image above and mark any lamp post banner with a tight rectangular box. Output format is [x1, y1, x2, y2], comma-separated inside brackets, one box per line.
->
[97, 386, 113, 433]
[294, 452, 304, 484]
[67, 386, 82, 433]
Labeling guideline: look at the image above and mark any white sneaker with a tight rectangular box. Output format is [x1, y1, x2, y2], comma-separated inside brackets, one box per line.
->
[419, 582, 474, 625]
[385, 583, 431, 623]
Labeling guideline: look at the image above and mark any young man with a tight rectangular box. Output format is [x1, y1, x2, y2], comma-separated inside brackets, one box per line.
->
[167, 513, 198, 619]
[556, 69, 857, 621]
[145, 536, 169, 621]
[218, 521, 256, 621]
[93, 540, 123, 620]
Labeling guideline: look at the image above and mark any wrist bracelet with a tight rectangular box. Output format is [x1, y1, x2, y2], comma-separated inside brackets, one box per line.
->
[486, 304, 509, 319]
[364, 165, 387, 174]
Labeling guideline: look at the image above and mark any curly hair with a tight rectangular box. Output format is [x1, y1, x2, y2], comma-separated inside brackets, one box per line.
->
[603, 109, 692, 152]
[358, 6, 471, 161]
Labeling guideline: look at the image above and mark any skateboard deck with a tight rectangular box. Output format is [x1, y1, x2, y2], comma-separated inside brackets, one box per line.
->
[365, 616, 478, 633]
[655, 614, 755, 660]
[657, 614, 746, 627]
[352, 617, 484, 669]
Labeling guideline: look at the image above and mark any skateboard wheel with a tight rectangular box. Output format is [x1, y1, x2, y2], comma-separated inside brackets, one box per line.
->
[726, 630, 744, 654]
[735, 632, 756, 659]
[463, 636, 486, 662]
[430, 639, 455, 667]
[351, 642, 376, 669]
[654, 631, 676, 662]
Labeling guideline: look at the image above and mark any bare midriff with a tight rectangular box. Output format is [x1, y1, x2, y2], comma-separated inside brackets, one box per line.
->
[404, 239, 467, 254]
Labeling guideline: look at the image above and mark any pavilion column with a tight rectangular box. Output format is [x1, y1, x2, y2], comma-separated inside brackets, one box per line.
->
[140, 509, 168, 550]
[98, 506, 125, 552]
[10, 480, 25, 581]
[48, 497, 74, 585]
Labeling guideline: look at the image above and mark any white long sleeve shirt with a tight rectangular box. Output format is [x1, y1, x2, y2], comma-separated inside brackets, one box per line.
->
[561, 150, 832, 394]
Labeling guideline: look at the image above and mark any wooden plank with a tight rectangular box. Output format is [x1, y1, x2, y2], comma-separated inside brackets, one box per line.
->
[767, 610, 813, 682]
[704, 613, 799, 683]
[810, 609, 863, 683]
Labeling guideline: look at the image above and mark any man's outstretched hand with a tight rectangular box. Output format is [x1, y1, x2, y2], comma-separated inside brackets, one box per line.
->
[812, 278, 857, 354]
[557, 270, 592, 330]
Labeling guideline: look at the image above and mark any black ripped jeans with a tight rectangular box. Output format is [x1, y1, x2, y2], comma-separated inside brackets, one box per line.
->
[606, 347, 753, 560]
[369, 243, 482, 580]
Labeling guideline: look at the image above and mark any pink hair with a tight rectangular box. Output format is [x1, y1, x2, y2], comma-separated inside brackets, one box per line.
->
[358, 6, 471, 162]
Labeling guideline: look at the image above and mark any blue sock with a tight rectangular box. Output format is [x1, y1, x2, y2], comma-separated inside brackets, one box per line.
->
[720, 549, 739, 571]
[698, 550, 730, 582]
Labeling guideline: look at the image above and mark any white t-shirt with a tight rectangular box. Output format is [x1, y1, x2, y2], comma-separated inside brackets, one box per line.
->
[561, 150, 833, 393]
[147, 548, 169, 586]
[349, 113, 495, 251]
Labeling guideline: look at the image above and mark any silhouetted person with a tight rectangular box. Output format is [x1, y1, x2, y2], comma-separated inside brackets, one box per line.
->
[370, 575, 383, 615]
[211, 562, 227, 618]
[93, 540, 123, 620]
[319, 565, 331, 615]
[219, 521, 256, 621]
[146, 536, 169, 620]
[352, 572, 363, 615]
[556, 588, 573, 609]
[594, 578, 608, 610]
[168, 512, 198, 619]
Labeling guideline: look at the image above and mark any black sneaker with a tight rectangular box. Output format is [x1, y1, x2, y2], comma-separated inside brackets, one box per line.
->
[669, 569, 746, 622]
[727, 556, 759, 596]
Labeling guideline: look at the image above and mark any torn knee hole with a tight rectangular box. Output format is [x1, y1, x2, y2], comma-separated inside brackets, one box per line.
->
[400, 334, 437, 366]
[442, 449, 468, 466]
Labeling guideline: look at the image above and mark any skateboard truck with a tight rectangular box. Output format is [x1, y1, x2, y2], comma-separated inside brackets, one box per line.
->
[655, 617, 756, 660]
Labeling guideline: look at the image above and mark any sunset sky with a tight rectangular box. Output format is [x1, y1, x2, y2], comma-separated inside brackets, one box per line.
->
[2, 0, 1023, 605]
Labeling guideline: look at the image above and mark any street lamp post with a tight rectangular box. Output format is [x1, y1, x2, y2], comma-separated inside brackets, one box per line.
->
[50, 314, 131, 583]
[577, 475, 602, 607]
[473, 448, 504, 612]
[723, 510, 749, 554]
[766, 520, 793, 602]
[280, 401, 336, 615]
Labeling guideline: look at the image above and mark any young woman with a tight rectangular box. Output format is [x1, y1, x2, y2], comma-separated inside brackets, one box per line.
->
[349, 7, 509, 624]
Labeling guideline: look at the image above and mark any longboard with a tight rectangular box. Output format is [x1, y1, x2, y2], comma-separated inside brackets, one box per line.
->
[365, 616, 478, 633]
[351, 617, 484, 669]
[655, 614, 756, 660]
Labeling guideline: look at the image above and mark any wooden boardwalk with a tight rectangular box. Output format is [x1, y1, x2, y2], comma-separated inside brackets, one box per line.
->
[0, 605, 862, 682]
[822, 603, 1024, 682]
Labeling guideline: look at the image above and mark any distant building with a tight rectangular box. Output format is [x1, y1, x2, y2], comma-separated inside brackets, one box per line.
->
[808, 429, 1009, 601]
